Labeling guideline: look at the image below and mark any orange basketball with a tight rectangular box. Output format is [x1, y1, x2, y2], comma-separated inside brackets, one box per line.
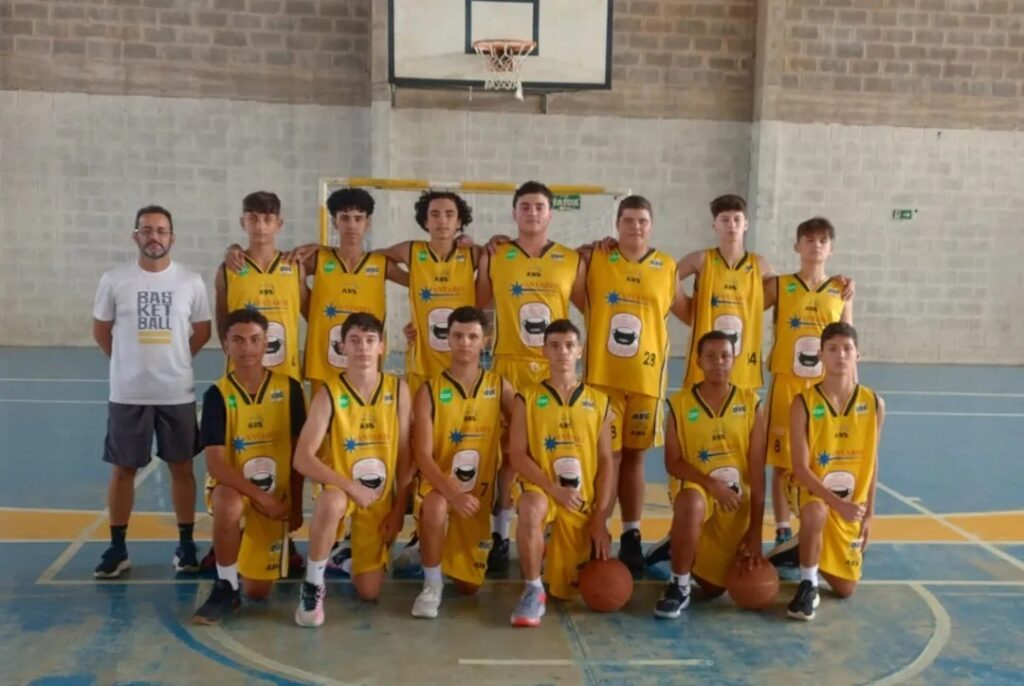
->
[578, 558, 633, 612]
[726, 558, 780, 610]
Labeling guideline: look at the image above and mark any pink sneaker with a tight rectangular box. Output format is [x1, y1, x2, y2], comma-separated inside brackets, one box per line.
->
[295, 581, 326, 627]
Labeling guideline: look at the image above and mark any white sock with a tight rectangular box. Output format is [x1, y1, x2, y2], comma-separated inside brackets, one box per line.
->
[526, 577, 543, 590]
[423, 565, 442, 585]
[492, 509, 513, 539]
[800, 565, 819, 587]
[776, 519, 791, 530]
[306, 558, 327, 587]
[622, 521, 640, 533]
[216, 563, 239, 591]
[671, 572, 691, 588]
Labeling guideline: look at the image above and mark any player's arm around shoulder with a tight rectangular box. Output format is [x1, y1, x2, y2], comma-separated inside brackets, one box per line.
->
[374, 240, 413, 267]
[756, 254, 777, 279]
[386, 257, 410, 288]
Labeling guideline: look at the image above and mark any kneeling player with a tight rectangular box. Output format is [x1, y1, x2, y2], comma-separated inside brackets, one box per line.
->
[509, 320, 614, 627]
[292, 313, 413, 627]
[411, 307, 515, 618]
[193, 309, 306, 624]
[787, 322, 884, 620]
[654, 331, 767, 618]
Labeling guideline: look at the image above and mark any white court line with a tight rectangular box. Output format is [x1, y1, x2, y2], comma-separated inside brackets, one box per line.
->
[878, 482, 1024, 575]
[35, 461, 159, 584]
[458, 658, 712, 667]
[936, 591, 1024, 596]
[868, 583, 951, 686]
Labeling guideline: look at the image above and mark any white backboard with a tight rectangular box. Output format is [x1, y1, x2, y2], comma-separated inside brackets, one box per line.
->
[389, 0, 613, 91]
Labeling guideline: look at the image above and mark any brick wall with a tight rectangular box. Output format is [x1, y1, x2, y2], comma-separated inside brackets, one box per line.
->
[0, 0, 371, 105]
[759, 0, 1024, 129]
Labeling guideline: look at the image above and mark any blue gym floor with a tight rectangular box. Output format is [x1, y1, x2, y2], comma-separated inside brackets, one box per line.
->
[1, 348, 1022, 685]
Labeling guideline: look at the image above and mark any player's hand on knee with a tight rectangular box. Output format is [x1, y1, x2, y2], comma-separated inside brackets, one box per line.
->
[451, 492, 481, 518]
[253, 493, 289, 521]
[709, 481, 741, 512]
[379, 506, 404, 545]
[552, 486, 584, 512]
[834, 500, 866, 523]
[224, 244, 246, 273]
[485, 234, 512, 255]
[347, 482, 378, 509]
[588, 518, 611, 560]
[403, 321, 417, 344]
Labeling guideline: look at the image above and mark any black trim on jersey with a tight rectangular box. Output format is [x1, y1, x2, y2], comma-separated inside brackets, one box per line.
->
[408, 241, 415, 268]
[715, 247, 749, 271]
[842, 384, 862, 416]
[812, 383, 861, 417]
[511, 239, 556, 259]
[226, 370, 271, 405]
[425, 243, 459, 263]
[287, 378, 306, 438]
[332, 248, 372, 275]
[338, 372, 384, 406]
[541, 380, 587, 407]
[441, 369, 484, 399]
[636, 248, 657, 264]
[241, 251, 283, 274]
[692, 382, 738, 418]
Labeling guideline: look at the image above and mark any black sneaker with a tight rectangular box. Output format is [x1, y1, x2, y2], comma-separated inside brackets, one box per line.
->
[644, 535, 671, 567]
[94, 546, 131, 579]
[199, 547, 217, 574]
[486, 533, 510, 576]
[173, 542, 201, 573]
[787, 580, 820, 620]
[767, 535, 800, 568]
[192, 579, 241, 625]
[618, 529, 645, 577]
[653, 581, 690, 619]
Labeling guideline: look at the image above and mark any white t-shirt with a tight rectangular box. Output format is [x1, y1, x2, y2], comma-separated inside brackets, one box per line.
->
[93, 260, 212, 405]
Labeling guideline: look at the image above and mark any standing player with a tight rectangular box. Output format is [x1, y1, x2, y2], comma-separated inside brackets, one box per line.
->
[581, 195, 680, 576]
[92, 206, 211, 578]
[508, 320, 615, 626]
[410, 307, 515, 618]
[653, 331, 767, 618]
[215, 191, 308, 380]
[764, 217, 852, 551]
[476, 181, 586, 572]
[787, 323, 883, 620]
[192, 309, 306, 624]
[291, 314, 413, 627]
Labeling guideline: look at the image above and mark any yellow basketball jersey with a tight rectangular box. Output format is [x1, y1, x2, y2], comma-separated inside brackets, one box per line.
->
[799, 384, 878, 507]
[323, 373, 400, 515]
[406, 241, 476, 379]
[584, 248, 676, 398]
[489, 241, 580, 363]
[427, 370, 503, 500]
[668, 384, 759, 497]
[769, 275, 846, 380]
[224, 253, 303, 381]
[684, 249, 764, 389]
[214, 370, 299, 507]
[521, 381, 609, 527]
[305, 248, 388, 382]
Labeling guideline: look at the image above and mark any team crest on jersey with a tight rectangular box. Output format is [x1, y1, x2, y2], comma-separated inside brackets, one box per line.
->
[582, 398, 596, 411]
[352, 458, 387, 501]
[812, 403, 826, 420]
[455, 252, 467, 263]
[324, 260, 337, 273]
[365, 266, 380, 276]
[537, 394, 550, 408]
[609, 251, 621, 263]
[239, 264, 251, 277]
[243, 457, 277, 493]
[439, 388, 453, 404]
[418, 249, 429, 262]
[631, 410, 650, 421]
[687, 408, 699, 422]
[279, 264, 293, 274]
[505, 248, 518, 260]
[383, 392, 394, 403]
[270, 389, 285, 402]
[550, 252, 565, 261]
[338, 393, 351, 409]
[731, 404, 747, 415]
[786, 281, 797, 293]
[649, 258, 664, 269]
[482, 387, 497, 398]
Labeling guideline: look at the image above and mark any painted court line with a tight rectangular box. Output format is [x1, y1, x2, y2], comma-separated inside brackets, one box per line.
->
[458, 658, 713, 667]
[878, 482, 1024, 575]
[35, 460, 159, 584]
[868, 583, 951, 686]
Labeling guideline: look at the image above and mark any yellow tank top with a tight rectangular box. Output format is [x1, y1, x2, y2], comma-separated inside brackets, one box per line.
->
[427, 369, 503, 500]
[685, 249, 764, 389]
[214, 370, 299, 505]
[668, 384, 759, 493]
[521, 381, 609, 526]
[584, 247, 676, 397]
[305, 248, 388, 381]
[406, 241, 476, 378]
[323, 373, 400, 513]
[489, 241, 580, 362]
[769, 275, 845, 379]
[224, 253, 303, 381]
[799, 384, 878, 506]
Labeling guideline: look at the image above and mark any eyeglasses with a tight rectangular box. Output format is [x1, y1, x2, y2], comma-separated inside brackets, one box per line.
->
[135, 227, 173, 238]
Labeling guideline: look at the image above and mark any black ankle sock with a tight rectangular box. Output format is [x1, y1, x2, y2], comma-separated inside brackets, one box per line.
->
[110, 525, 127, 551]
[178, 522, 194, 545]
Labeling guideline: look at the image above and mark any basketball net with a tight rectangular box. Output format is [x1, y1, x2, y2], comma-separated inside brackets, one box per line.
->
[473, 39, 536, 101]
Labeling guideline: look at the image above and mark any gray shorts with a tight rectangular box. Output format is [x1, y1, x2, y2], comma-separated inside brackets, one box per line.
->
[103, 402, 199, 469]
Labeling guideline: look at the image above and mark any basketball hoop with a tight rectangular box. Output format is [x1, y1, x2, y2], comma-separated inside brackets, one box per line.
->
[472, 39, 536, 101]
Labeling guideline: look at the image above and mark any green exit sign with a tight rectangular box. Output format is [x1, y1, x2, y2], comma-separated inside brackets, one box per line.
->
[892, 209, 917, 220]
[552, 194, 582, 211]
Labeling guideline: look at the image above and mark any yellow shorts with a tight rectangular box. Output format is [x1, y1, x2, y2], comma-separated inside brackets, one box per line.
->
[680, 481, 750, 588]
[442, 508, 491, 586]
[787, 477, 864, 581]
[519, 483, 592, 600]
[238, 504, 290, 581]
[321, 487, 391, 576]
[491, 356, 549, 390]
[592, 385, 663, 452]
[767, 374, 817, 469]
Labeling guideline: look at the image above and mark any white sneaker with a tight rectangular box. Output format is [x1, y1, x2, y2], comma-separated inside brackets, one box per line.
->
[411, 581, 443, 619]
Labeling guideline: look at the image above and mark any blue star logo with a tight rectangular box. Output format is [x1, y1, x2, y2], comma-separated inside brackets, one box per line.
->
[543, 435, 575, 452]
[789, 316, 804, 330]
[511, 282, 525, 297]
[245, 302, 260, 312]
[607, 292, 620, 305]
[420, 287, 433, 302]
[232, 437, 247, 452]
[711, 294, 742, 308]
[697, 448, 731, 463]
[818, 452, 831, 467]
[449, 429, 464, 445]
[344, 437, 387, 452]
[324, 304, 339, 318]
